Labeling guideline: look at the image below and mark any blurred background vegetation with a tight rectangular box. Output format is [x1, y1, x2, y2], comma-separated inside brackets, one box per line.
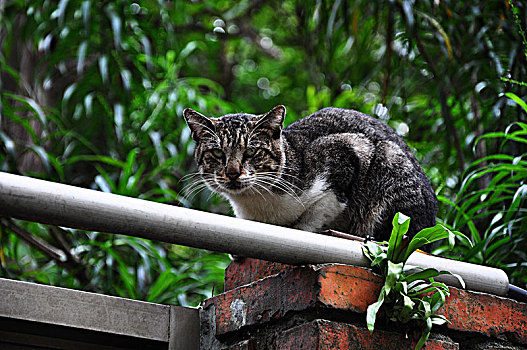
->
[0, 0, 526, 305]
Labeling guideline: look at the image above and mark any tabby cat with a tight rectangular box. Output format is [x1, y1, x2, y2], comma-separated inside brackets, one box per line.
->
[183, 105, 437, 240]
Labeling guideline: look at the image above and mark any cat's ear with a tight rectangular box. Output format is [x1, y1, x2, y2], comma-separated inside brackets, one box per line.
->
[254, 105, 285, 139]
[183, 108, 215, 142]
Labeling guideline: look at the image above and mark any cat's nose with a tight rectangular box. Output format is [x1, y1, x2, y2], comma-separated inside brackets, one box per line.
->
[225, 163, 242, 180]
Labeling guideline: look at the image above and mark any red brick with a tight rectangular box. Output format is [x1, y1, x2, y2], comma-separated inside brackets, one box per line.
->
[212, 260, 527, 344]
[276, 320, 459, 350]
[205, 265, 320, 335]
[440, 288, 527, 344]
[225, 258, 295, 291]
[318, 264, 383, 313]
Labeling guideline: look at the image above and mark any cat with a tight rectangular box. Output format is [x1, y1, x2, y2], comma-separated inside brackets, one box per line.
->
[183, 105, 437, 241]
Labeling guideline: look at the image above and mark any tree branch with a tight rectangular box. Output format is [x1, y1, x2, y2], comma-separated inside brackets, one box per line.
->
[1, 218, 66, 262]
[1, 219, 96, 290]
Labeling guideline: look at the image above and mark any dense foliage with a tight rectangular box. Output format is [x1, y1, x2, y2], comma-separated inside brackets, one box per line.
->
[0, 0, 526, 305]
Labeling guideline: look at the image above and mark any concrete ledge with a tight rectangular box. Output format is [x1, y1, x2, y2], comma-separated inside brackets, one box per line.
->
[0, 277, 199, 349]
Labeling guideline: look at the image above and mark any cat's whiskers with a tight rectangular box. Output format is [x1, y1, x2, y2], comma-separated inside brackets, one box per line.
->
[180, 171, 203, 182]
[205, 186, 221, 201]
[183, 173, 216, 201]
[276, 166, 303, 181]
[254, 171, 301, 192]
[256, 171, 303, 192]
[184, 183, 210, 201]
[253, 174, 305, 208]
[244, 176, 274, 196]
[246, 183, 268, 201]
[257, 176, 301, 201]
[183, 181, 209, 200]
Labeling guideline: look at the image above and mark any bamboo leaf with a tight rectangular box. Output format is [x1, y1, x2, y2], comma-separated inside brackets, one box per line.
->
[416, 10, 452, 59]
[118, 149, 137, 194]
[504, 184, 527, 223]
[77, 41, 88, 74]
[505, 92, 527, 113]
[98, 55, 109, 84]
[437, 196, 480, 242]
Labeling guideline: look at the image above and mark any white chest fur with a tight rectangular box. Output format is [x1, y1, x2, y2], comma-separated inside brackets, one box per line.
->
[226, 176, 346, 232]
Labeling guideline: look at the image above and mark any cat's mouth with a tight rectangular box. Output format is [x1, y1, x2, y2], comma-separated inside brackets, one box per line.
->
[215, 177, 252, 195]
[224, 180, 244, 190]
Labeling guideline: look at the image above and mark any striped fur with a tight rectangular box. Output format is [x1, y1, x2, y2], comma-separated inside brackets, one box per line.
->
[183, 105, 437, 240]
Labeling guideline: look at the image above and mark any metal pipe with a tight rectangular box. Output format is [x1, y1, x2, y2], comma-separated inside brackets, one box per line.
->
[0, 172, 509, 296]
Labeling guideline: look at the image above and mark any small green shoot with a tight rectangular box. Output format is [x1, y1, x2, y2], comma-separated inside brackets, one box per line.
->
[362, 213, 464, 350]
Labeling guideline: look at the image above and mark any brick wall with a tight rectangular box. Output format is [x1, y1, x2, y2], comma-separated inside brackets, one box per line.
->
[201, 259, 527, 350]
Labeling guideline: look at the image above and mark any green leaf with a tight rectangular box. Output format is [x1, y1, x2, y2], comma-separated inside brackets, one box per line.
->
[505, 92, 527, 113]
[414, 316, 432, 350]
[430, 314, 449, 325]
[405, 268, 449, 284]
[362, 241, 387, 268]
[26, 145, 52, 175]
[0, 131, 16, 159]
[387, 212, 410, 263]
[4, 93, 47, 129]
[65, 155, 126, 168]
[504, 184, 527, 223]
[437, 196, 480, 243]
[366, 286, 386, 334]
[403, 225, 452, 261]
[408, 283, 449, 297]
[429, 288, 446, 314]
[77, 41, 88, 74]
[385, 261, 404, 294]
[146, 269, 177, 302]
[118, 149, 137, 194]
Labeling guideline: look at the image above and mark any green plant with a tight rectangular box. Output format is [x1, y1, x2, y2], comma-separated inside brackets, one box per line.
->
[0, 0, 234, 303]
[436, 104, 527, 286]
[362, 213, 465, 350]
[431, 0, 527, 287]
[1, 0, 525, 305]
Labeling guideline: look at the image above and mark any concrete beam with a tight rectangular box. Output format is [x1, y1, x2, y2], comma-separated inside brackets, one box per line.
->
[0, 278, 199, 349]
[0, 172, 510, 296]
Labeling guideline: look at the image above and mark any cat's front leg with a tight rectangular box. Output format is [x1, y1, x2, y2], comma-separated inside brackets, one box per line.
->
[293, 191, 347, 233]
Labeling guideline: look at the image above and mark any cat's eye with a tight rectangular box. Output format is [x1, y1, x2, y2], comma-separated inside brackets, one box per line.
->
[244, 148, 257, 158]
[211, 148, 224, 158]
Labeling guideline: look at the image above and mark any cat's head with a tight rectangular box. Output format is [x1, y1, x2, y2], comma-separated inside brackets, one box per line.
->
[183, 105, 286, 196]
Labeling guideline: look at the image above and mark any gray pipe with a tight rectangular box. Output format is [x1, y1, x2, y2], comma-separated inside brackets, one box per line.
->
[0, 172, 509, 296]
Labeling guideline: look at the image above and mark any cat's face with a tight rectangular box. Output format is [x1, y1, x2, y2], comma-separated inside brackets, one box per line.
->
[183, 105, 285, 196]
